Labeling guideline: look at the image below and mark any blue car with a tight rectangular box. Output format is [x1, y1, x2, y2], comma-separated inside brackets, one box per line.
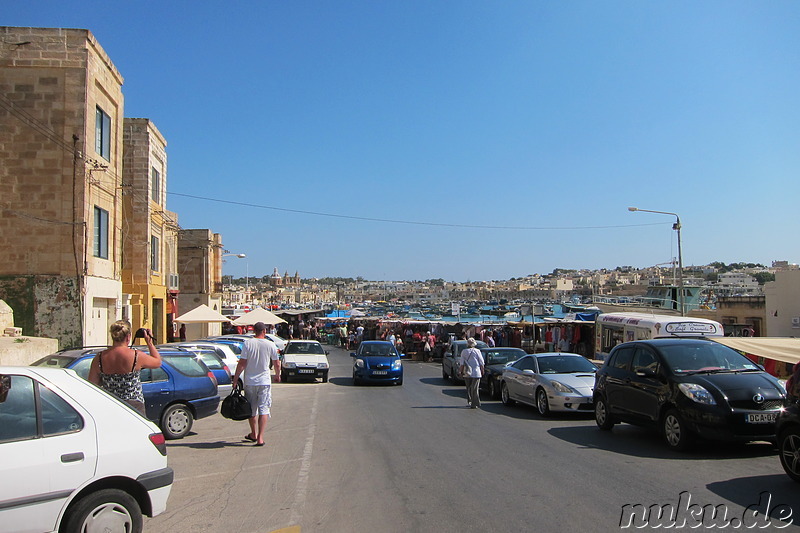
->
[33, 346, 220, 439]
[352, 341, 403, 386]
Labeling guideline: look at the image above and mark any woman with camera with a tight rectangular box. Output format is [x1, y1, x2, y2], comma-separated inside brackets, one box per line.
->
[88, 320, 162, 416]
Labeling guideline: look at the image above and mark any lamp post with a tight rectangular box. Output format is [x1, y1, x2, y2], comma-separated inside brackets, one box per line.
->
[222, 253, 246, 307]
[628, 207, 684, 316]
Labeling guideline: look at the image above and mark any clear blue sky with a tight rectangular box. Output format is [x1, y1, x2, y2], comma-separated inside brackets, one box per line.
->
[7, 1, 800, 281]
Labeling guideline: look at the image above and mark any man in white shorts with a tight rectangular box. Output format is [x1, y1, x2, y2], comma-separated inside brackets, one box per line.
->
[232, 321, 281, 446]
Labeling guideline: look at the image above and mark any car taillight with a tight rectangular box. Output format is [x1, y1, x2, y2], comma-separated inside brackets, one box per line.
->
[208, 371, 217, 386]
[149, 432, 167, 456]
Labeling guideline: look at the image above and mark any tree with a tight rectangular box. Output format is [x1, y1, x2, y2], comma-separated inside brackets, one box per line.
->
[753, 272, 775, 285]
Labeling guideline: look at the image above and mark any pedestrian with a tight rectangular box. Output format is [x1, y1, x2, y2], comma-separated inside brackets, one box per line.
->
[427, 331, 437, 361]
[387, 330, 396, 346]
[232, 321, 281, 447]
[88, 320, 162, 416]
[486, 331, 495, 348]
[179, 323, 186, 342]
[459, 337, 485, 409]
[396, 336, 404, 354]
[786, 362, 800, 404]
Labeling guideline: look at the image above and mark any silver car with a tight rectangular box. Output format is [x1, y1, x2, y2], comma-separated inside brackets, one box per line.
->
[500, 353, 597, 416]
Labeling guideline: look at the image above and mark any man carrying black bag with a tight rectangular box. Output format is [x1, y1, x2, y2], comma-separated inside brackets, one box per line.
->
[232, 321, 281, 447]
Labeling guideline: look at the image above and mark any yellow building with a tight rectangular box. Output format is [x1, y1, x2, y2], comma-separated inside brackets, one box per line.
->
[121, 118, 179, 344]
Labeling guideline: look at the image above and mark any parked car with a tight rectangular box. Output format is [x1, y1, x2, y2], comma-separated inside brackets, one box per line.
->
[594, 338, 786, 451]
[500, 353, 597, 415]
[166, 347, 232, 396]
[479, 347, 527, 399]
[280, 340, 330, 383]
[777, 402, 800, 482]
[352, 341, 403, 386]
[0, 366, 173, 532]
[442, 339, 489, 383]
[164, 341, 240, 374]
[33, 347, 220, 439]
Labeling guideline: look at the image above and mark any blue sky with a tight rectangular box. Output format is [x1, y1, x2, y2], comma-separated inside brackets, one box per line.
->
[6, 1, 799, 281]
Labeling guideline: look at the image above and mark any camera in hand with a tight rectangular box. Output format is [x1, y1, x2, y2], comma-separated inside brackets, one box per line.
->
[134, 328, 148, 339]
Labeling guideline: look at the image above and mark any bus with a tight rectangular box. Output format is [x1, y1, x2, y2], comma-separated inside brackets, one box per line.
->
[595, 312, 724, 361]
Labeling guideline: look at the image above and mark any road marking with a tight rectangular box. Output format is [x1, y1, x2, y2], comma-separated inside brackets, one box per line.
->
[289, 385, 319, 526]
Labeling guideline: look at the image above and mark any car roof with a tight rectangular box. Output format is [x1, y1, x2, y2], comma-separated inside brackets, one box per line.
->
[286, 340, 322, 344]
[619, 338, 718, 348]
[534, 352, 585, 358]
[360, 340, 393, 345]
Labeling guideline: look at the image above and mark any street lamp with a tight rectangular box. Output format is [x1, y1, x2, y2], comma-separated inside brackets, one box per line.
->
[628, 207, 684, 316]
[222, 253, 246, 307]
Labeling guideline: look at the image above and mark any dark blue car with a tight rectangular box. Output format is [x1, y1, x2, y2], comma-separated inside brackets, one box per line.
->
[352, 341, 403, 386]
[33, 346, 220, 439]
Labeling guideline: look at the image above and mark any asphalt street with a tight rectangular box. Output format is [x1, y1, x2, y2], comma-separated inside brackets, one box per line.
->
[146, 345, 800, 532]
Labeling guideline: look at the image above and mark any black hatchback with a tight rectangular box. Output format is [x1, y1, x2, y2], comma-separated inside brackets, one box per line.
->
[593, 338, 786, 451]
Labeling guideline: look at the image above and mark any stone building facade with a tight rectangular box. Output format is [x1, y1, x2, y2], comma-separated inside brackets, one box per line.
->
[0, 27, 125, 347]
[122, 118, 179, 343]
[178, 229, 223, 338]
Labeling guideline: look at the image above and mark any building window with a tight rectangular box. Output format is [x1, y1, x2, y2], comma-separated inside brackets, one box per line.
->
[95, 107, 111, 161]
[151, 167, 161, 204]
[151, 235, 160, 272]
[93, 206, 109, 259]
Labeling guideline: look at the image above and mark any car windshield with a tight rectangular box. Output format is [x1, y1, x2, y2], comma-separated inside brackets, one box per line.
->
[484, 349, 525, 365]
[359, 344, 397, 357]
[536, 355, 597, 374]
[284, 343, 325, 355]
[32, 355, 76, 368]
[162, 355, 208, 377]
[195, 352, 224, 370]
[659, 343, 760, 374]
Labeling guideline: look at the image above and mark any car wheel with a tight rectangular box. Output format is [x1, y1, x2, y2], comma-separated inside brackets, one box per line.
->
[595, 396, 615, 430]
[161, 403, 193, 440]
[397, 377, 403, 386]
[62, 488, 143, 533]
[662, 409, 693, 451]
[282, 371, 289, 383]
[501, 382, 515, 406]
[488, 377, 498, 400]
[352, 371, 360, 386]
[536, 388, 551, 417]
[442, 366, 448, 379]
[779, 426, 800, 483]
[322, 371, 328, 383]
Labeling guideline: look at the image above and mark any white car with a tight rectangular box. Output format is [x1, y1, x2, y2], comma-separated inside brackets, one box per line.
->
[167, 341, 240, 375]
[0, 366, 173, 532]
[500, 353, 598, 416]
[280, 340, 330, 383]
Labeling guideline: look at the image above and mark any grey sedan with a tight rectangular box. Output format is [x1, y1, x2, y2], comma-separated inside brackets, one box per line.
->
[500, 353, 597, 416]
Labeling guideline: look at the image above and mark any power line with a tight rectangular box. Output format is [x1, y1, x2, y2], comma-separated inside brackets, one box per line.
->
[168, 192, 667, 231]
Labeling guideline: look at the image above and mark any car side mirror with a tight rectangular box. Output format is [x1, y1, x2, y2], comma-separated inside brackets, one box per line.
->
[350, 352, 357, 357]
[522, 369, 535, 375]
[325, 351, 330, 356]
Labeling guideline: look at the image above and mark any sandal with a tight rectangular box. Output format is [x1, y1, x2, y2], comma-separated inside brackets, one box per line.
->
[244, 434, 257, 442]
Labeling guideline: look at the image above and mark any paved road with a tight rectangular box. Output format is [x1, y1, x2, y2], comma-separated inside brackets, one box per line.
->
[147, 345, 800, 532]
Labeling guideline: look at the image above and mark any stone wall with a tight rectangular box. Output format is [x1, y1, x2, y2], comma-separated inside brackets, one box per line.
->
[0, 336, 59, 366]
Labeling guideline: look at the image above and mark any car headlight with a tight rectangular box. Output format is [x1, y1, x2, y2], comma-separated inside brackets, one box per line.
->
[391, 359, 402, 370]
[356, 359, 364, 368]
[318, 362, 329, 369]
[551, 381, 576, 394]
[284, 362, 296, 369]
[678, 383, 717, 405]
[777, 379, 787, 394]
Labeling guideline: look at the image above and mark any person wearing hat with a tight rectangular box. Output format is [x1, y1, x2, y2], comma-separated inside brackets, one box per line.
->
[232, 321, 281, 446]
[459, 337, 485, 409]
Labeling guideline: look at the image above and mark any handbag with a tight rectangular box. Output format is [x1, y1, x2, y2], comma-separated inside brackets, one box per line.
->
[220, 383, 252, 421]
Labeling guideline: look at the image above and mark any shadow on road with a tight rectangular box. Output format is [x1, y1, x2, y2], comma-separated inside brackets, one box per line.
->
[167, 439, 252, 449]
[547, 424, 778, 460]
[706, 474, 800, 515]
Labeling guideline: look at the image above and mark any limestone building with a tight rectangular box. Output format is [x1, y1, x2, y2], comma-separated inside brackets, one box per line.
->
[0, 27, 125, 347]
[121, 118, 180, 343]
[177, 229, 224, 338]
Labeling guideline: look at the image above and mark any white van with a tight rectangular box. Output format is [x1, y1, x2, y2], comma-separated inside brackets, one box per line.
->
[595, 312, 724, 360]
[280, 340, 330, 383]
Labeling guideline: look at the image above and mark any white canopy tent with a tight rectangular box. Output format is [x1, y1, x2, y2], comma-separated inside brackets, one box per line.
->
[231, 307, 287, 326]
[711, 337, 800, 366]
[174, 304, 231, 324]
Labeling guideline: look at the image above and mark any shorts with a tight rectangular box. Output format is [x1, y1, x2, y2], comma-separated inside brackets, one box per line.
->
[244, 385, 272, 416]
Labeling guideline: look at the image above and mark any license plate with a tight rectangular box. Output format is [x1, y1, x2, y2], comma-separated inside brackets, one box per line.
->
[372, 370, 388, 375]
[747, 412, 777, 423]
[298, 369, 315, 374]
